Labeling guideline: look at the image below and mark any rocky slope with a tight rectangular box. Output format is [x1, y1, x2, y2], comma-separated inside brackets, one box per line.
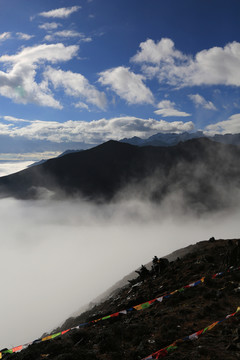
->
[3, 238, 240, 359]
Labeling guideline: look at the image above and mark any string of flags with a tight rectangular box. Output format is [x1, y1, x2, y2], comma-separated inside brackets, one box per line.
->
[0, 265, 239, 358]
[142, 306, 240, 359]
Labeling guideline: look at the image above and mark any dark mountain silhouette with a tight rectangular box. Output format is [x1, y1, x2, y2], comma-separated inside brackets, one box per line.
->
[6, 238, 240, 360]
[121, 131, 240, 147]
[0, 138, 240, 211]
[28, 149, 83, 169]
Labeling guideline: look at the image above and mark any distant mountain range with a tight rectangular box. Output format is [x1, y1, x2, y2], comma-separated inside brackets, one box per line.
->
[120, 131, 240, 147]
[0, 138, 240, 212]
[28, 132, 240, 170]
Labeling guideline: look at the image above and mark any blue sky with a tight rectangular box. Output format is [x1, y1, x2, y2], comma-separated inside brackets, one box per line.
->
[0, 0, 240, 163]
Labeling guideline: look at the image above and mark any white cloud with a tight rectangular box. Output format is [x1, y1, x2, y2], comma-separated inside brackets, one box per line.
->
[0, 43, 78, 108]
[44, 67, 107, 110]
[132, 38, 240, 87]
[39, 22, 61, 30]
[0, 43, 77, 64]
[131, 38, 187, 65]
[3, 115, 32, 123]
[0, 115, 194, 143]
[44, 30, 92, 42]
[154, 100, 191, 117]
[0, 161, 34, 177]
[99, 66, 154, 105]
[189, 94, 217, 110]
[0, 32, 11, 42]
[0, 151, 60, 162]
[16, 32, 34, 41]
[75, 102, 89, 110]
[204, 114, 240, 135]
[39, 6, 81, 19]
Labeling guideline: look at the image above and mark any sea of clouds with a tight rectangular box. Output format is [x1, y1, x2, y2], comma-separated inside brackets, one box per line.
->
[0, 196, 239, 349]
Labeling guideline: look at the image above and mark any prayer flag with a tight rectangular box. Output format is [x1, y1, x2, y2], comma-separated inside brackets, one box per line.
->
[42, 336, 52, 342]
[12, 345, 23, 352]
[61, 329, 70, 335]
[111, 312, 119, 317]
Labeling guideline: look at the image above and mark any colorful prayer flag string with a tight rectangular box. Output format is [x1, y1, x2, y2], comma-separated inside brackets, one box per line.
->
[0, 266, 239, 358]
[142, 307, 240, 359]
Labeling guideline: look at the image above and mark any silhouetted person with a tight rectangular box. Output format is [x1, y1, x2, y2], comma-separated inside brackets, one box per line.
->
[209, 237, 215, 242]
[135, 265, 150, 281]
[151, 256, 169, 276]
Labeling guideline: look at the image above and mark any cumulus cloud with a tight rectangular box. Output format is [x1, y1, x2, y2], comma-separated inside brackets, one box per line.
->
[44, 67, 107, 110]
[98, 66, 154, 105]
[204, 113, 240, 135]
[132, 38, 240, 87]
[0, 43, 78, 108]
[131, 38, 187, 65]
[39, 22, 62, 30]
[0, 115, 194, 143]
[44, 30, 92, 42]
[0, 32, 11, 42]
[154, 100, 191, 117]
[39, 6, 81, 19]
[189, 94, 217, 110]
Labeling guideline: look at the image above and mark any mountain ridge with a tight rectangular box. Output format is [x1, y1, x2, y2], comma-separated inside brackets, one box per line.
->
[0, 138, 240, 212]
[120, 131, 240, 147]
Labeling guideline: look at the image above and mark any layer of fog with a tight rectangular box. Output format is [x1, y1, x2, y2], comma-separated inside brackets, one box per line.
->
[0, 161, 33, 177]
[0, 197, 239, 349]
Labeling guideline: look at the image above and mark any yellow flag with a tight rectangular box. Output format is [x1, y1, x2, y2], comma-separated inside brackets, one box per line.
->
[42, 335, 52, 342]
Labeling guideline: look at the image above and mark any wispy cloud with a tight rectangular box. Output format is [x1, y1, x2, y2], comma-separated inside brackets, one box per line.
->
[154, 100, 191, 117]
[16, 32, 34, 41]
[189, 94, 217, 110]
[39, 6, 81, 19]
[44, 30, 92, 42]
[39, 22, 62, 31]
[0, 32, 11, 42]
[99, 66, 154, 105]
[3, 115, 32, 123]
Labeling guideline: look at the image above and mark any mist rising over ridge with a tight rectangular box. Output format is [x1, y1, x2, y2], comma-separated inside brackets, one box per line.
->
[0, 138, 240, 213]
[0, 137, 240, 350]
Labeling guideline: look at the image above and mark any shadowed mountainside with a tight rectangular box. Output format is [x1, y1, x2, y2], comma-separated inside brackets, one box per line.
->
[0, 138, 240, 211]
[5, 238, 240, 359]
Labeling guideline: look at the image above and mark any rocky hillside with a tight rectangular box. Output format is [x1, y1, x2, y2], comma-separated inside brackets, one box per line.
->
[2, 238, 240, 359]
